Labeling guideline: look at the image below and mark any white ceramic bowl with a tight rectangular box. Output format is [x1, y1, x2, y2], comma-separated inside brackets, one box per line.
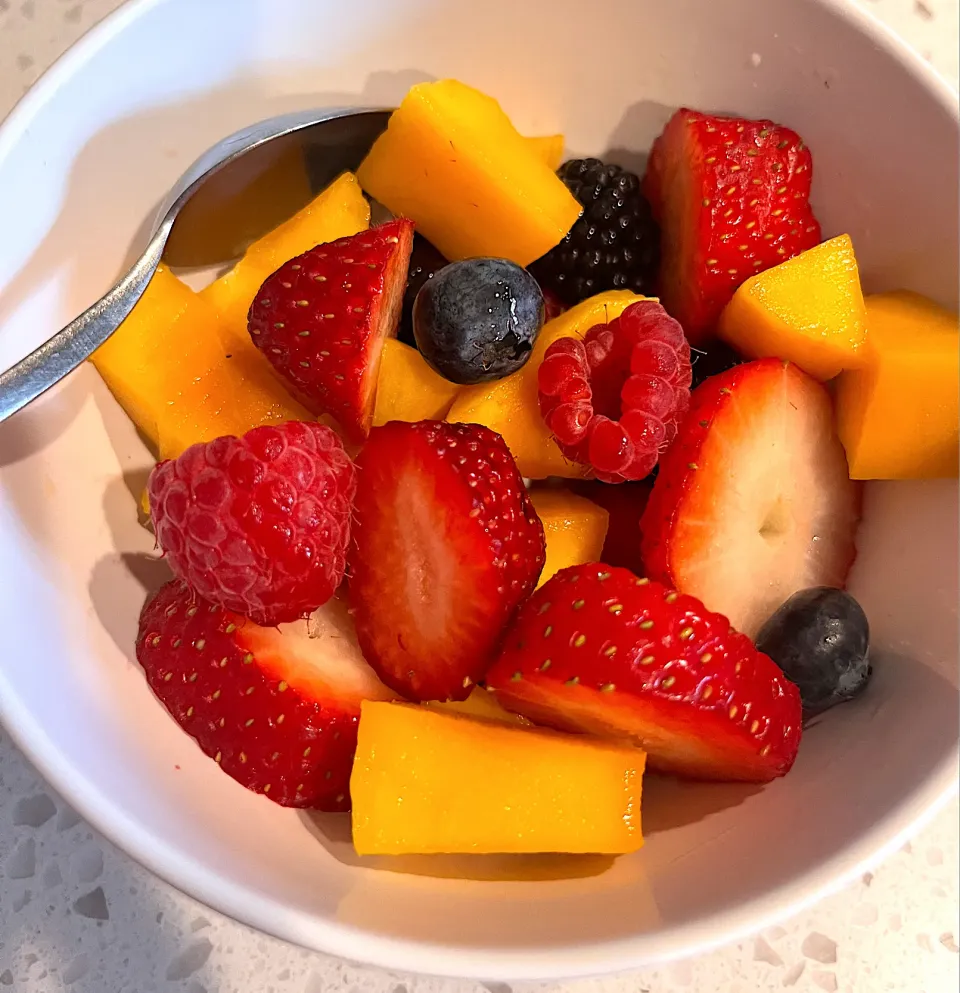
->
[0, 0, 956, 980]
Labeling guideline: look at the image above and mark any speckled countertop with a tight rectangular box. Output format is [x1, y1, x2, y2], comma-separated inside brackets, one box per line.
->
[0, 1, 958, 991]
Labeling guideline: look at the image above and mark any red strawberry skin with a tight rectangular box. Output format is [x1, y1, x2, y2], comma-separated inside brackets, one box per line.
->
[640, 359, 860, 638]
[350, 420, 546, 702]
[644, 109, 821, 342]
[137, 580, 397, 809]
[248, 219, 414, 442]
[148, 421, 355, 627]
[487, 565, 802, 782]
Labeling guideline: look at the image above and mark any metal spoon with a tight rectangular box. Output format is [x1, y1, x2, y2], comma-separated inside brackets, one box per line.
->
[0, 107, 390, 423]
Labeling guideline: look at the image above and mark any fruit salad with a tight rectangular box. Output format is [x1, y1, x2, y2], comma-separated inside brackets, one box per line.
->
[92, 79, 959, 859]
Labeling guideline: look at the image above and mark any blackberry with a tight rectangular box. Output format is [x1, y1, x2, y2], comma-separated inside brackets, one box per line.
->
[530, 158, 660, 306]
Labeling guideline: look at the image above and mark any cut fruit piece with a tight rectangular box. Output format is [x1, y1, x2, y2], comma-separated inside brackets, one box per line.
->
[372, 338, 460, 426]
[526, 133, 565, 170]
[640, 358, 860, 638]
[90, 266, 224, 450]
[488, 565, 803, 782]
[156, 349, 312, 461]
[349, 421, 545, 702]
[644, 109, 821, 342]
[447, 290, 647, 478]
[90, 266, 310, 460]
[350, 701, 645, 855]
[248, 219, 414, 443]
[357, 80, 581, 266]
[423, 687, 533, 726]
[528, 488, 609, 587]
[137, 582, 397, 810]
[719, 234, 867, 381]
[152, 296, 312, 461]
[202, 171, 371, 338]
[835, 291, 959, 479]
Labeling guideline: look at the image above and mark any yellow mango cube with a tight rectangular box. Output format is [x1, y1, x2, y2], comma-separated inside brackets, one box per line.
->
[357, 80, 581, 266]
[719, 234, 867, 381]
[372, 339, 460, 426]
[90, 266, 236, 451]
[529, 488, 609, 587]
[835, 291, 959, 479]
[447, 290, 647, 478]
[156, 334, 312, 461]
[526, 133, 565, 171]
[350, 702, 645, 855]
[90, 266, 310, 461]
[202, 171, 371, 342]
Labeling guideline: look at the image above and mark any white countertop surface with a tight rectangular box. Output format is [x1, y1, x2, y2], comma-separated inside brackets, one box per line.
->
[0, 2, 957, 991]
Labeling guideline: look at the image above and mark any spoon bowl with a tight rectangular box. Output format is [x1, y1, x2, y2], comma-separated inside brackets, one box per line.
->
[0, 107, 389, 423]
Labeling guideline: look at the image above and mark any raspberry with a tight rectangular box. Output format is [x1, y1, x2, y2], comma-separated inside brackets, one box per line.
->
[537, 300, 691, 482]
[148, 421, 356, 626]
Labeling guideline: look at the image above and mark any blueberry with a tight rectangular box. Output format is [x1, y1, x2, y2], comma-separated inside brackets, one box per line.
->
[398, 235, 448, 348]
[413, 258, 544, 385]
[755, 587, 871, 717]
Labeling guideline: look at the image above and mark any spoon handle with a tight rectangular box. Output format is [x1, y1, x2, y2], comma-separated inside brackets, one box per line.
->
[0, 234, 166, 424]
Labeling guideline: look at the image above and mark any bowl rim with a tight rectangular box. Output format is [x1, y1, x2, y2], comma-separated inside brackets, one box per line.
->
[0, 0, 957, 980]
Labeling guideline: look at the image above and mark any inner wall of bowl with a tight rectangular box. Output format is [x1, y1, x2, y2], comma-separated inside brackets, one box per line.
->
[0, 0, 956, 975]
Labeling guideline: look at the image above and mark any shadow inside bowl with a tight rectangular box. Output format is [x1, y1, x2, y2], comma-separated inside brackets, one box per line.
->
[89, 550, 172, 662]
[598, 97, 677, 175]
[640, 775, 764, 836]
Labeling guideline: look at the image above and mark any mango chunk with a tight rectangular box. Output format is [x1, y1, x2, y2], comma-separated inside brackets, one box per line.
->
[372, 339, 460, 426]
[357, 80, 581, 267]
[91, 266, 218, 449]
[90, 267, 250, 451]
[156, 329, 312, 460]
[350, 702, 645, 855]
[90, 266, 310, 460]
[526, 133, 565, 171]
[529, 488, 609, 587]
[835, 291, 959, 479]
[202, 171, 371, 342]
[447, 290, 647, 478]
[719, 234, 867, 381]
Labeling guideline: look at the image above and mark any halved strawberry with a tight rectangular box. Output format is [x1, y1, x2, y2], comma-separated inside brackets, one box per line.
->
[640, 358, 860, 638]
[487, 564, 802, 782]
[349, 420, 546, 702]
[248, 219, 415, 443]
[136, 580, 397, 809]
[644, 109, 821, 342]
